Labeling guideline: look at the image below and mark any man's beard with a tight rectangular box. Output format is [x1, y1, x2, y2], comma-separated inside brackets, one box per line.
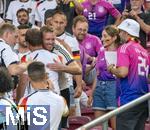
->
[120, 38, 127, 44]
[20, 20, 28, 25]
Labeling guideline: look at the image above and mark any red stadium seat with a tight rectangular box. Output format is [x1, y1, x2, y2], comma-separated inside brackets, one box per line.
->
[81, 107, 95, 120]
[68, 116, 91, 130]
[145, 123, 150, 130]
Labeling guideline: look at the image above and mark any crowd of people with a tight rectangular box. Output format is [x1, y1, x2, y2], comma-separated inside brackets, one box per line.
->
[0, 0, 150, 130]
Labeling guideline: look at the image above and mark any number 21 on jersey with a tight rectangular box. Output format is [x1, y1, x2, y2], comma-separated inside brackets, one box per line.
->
[88, 12, 96, 20]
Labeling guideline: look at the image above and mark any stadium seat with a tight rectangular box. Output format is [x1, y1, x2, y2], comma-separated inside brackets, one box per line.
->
[81, 107, 95, 120]
[68, 116, 91, 130]
[145, 123, 150, 130]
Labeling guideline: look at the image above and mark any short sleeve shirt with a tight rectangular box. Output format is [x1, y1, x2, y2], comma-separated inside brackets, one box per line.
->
[79, 33, 102, 57]
[53, 41, 74, 65]
[35, 0, 57, 26]
[19, 90, 68, 130]
[117, 41, 149, 105]
[96, 47, 116, 80]
[81, 0, 120, 36]
[0, 97, 19, 130]
[6, 0, 36, 26]
[52, 42, 74, 90]
[27, 49, 61, 94]
[0, 39, 19, 67]
[57, 32, 80, 61]
[57, 32, 80, 88]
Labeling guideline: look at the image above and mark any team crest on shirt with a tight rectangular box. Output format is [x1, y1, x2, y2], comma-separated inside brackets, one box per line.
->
[85, 43, 91, 49]
[27, 8, 32, 13]
[98, 6, 105, 13]
[84, 8, 88, 12]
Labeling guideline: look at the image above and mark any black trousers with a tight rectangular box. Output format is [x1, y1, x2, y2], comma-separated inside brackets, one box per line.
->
[116, 101, 148, 130]
[60, 88, 70, 128]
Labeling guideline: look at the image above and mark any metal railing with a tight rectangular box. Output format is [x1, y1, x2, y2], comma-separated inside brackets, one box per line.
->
[77, 92, 150, 130]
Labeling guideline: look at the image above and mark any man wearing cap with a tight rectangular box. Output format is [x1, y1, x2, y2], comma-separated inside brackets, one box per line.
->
[108, 19, 149, 130]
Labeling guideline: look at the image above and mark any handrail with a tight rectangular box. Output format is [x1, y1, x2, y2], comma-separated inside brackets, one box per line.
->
[77, 92, 150, 130]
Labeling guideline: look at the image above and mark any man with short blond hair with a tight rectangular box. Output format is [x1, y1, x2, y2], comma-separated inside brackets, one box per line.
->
[0, 23, 29, 76]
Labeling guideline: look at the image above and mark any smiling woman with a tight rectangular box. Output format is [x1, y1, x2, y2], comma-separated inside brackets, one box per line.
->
[91, 25, 121, 130]
[101, 25, 121, 49]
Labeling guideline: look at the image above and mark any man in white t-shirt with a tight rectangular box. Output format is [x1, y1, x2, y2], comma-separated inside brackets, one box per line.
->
[6, 0, 36, 26]
[52, 10, 80, 54]
[41, 26, 83, 126]
[0, 23, 30, 76]
[35, 0, 57, 27]
[51, 10, 82, 96]
[16, 8, 39, 29]
[17, 24, 30, 60]
[25, 28, 61, 94]
[0, 23, 32, 99]
[15, 24, 31, 103]
[19, 61, 68, 130]
[51, 10, 83, 128]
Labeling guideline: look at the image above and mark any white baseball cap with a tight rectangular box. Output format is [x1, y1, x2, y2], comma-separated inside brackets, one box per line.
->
[118, 19, 140, 37]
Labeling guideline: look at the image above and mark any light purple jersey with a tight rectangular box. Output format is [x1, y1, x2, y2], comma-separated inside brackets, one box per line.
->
[96, 49, 116, 81]
[117, 41, 149, 105]
[79, 33, 102, 57]
[82, 0, 120, 37]
[79, 45, 87, 80]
